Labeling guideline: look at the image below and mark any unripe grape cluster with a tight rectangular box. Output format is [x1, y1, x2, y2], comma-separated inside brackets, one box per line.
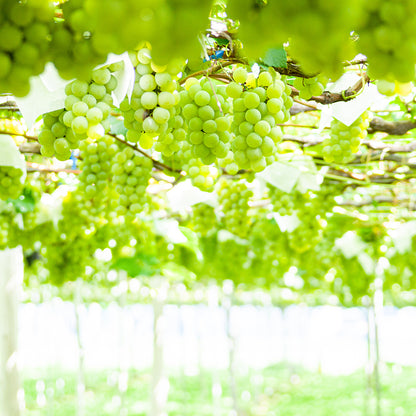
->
[0, 166, 24, 200]
[191, 203, 217, 236]
[293, 75, 328, 101]
[120, 47, 179, 149]
[181, 77, 232, 165]
[358, 0, 416, 82]
[322, 111, 370, 164]
[287, 206, 323, 254]
[110, 145, 153, 217]
[50, 0, 108, 80]
[268, 185, 299, 216]
[0, 201, 17, 249]
[226, 68, 292, 173]
[38, 64, 118, 160]
[78, 135, 118, 200]
[227, 0, 360, 77]
[217, 179, 253, 238]
[0, 0, 53, 96]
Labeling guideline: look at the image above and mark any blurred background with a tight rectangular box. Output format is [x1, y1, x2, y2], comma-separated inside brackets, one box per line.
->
[17, 277, 416, 416]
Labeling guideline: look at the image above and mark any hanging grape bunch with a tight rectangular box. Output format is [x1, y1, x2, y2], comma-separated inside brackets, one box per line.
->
[38, 63, 120, 160]
[217, 178, 253, 238]
[0, 0, 54, 96]
[191, 203, 217, 236]
[78, 135, 118, 201]
[110, 145, 153, 217]
[119, 46, 181, 150]
[322, 111, 371, 164]
[226, 67, 293, 172]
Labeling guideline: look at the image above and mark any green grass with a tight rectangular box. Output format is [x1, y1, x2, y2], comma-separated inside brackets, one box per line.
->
[22, 363, 416, 416]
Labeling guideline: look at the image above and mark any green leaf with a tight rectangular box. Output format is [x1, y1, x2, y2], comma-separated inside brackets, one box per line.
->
[109, 115, 127, 136]
[8, 188, 36, 213]
[111, 257, 144, 277]
[161, 262, 196, 283]
[178, 226, 203, 260]
[111, 254, 160, 277]
[212, 37, 229, 46]
[263, 46, 287, 68]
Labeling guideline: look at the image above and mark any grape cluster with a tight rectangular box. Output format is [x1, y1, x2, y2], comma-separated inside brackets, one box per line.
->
[358, 0, 416, 82]
[181, 77, 232, 165]
[0, 201, 18, 249]
[38, 65, 118, 160]
[191, 203, 217, 236]
[50, 0, 108, 80]
[268, 185, 299, 216]
[78, 135, 118, 200]
[217, 179, 253, 238]
[227, 0, 361, 77]
[293, 75, 327, 101]
[0, 166, 24, 200]
[322, 111, 370, 164]
[110, 145, 153, 216]
[227, 68, 292, 172]
[0, 0, 53, 96]
[120, 47, 179, 149]
[288, 209, 323, 254]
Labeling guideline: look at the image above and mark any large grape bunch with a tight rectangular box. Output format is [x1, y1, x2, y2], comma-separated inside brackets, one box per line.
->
[217, 179, 253, 238]
[120, 47, 180, 150]
[227, 0, 361, 78]
[180, 77, 232, 165]
[38, 64, 119, 160]
[78, 135, 118, 201]
[322, 111, 370, 164]
[226, 68, 292, 173]
[0, 0, 53, 96]
[0, 166, 24, 200]
[50, 0, 108, 80]
[357, 0, 416, 82]
[110, 145, 153, 217]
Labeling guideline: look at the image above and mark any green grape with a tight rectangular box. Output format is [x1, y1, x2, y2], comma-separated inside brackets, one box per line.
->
[191, 203, 217, 236]
[217, 178, 253, 238]
[78, 135, 117, 201]
[110, 144, 153, 217]
[227, 68, 292, 172]
[179, 77, 231, 166]
[0, 0, 53, 96]
[357, 0, 416, 82]
[38, 64, 119, 159]
[120, 46, 180, 150]
[227, 0, 361, 77]
[0, 201, 20, 250]
[0, 166, 24, 200]
[293, 75, 328, 101]
[322, 111, 371, 164]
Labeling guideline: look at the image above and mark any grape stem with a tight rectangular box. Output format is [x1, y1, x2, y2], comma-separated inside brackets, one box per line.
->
[179, 59, 245, 85]
[108, 133, 182, 174]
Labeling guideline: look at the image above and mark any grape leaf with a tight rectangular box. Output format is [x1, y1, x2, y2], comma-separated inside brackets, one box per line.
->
[212, 37, 229, 46]
[263, 46, 287, 68]
[8, 188, 35, 213]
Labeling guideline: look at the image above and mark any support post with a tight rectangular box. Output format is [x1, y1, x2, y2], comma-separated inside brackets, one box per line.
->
[149, 279, 169, 416]
[0, 247, 24, 416]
